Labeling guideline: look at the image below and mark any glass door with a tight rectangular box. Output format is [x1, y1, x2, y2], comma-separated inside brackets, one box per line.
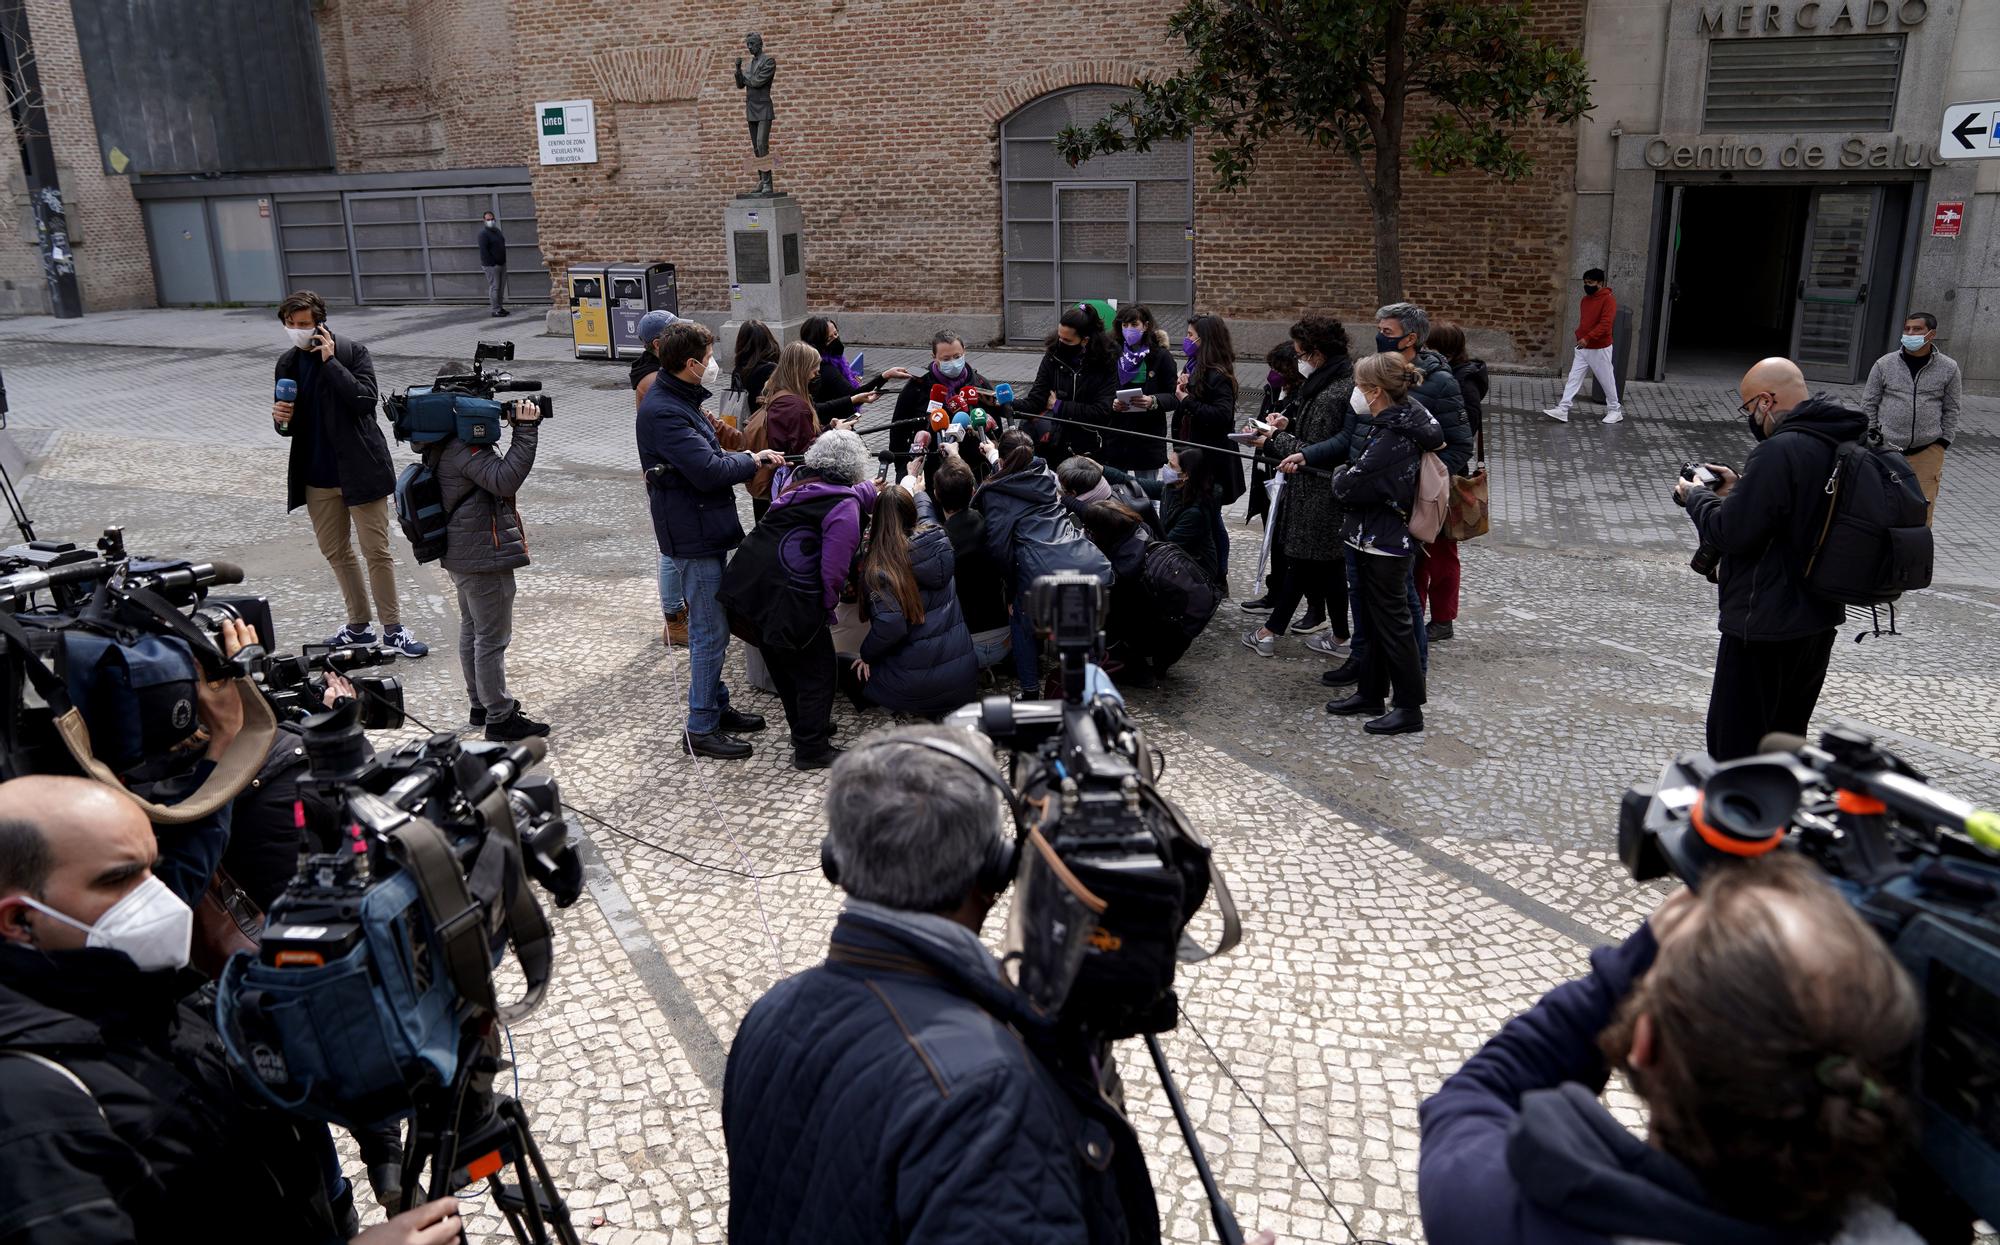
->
[1054, 183, 1135, 314]
[1791, 187, 1882, 383]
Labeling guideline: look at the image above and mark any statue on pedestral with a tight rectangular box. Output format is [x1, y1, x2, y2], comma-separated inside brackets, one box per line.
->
[734, 32, 777, 197]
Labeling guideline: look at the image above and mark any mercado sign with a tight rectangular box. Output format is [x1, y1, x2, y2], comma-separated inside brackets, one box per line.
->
[1696, 0, 1928, 35]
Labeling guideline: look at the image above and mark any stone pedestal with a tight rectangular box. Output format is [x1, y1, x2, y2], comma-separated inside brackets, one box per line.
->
[716, 193, 807, 368]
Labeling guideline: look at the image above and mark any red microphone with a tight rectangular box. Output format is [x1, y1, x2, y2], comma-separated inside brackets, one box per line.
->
[927, 382, 951, 432]
[929, 383, 948, 406]
[947, 388, 976, 415]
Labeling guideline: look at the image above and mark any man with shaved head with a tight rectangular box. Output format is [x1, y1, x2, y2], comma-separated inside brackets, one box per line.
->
[1668, 357, 1862, 759]
[0, 774, 458, 1244]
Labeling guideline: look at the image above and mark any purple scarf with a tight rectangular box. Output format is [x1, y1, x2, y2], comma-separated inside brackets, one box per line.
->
[930, 362, 977, 395]
[828, 353, 862, 390]
[1116, 346, 1149, 386]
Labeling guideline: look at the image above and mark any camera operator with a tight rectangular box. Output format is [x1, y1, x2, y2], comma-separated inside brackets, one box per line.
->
[723, 726, 1174, 1244]
[1675, 358, 1859, 760]
[0, 773, 463, 1245]
[271, 290, 428, 658]
[1418, 853, 1929, 1245]
[429, 394, 549, 740]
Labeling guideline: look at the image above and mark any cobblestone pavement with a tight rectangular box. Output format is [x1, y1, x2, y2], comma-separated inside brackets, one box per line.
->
[1, 308, 1995, 1244]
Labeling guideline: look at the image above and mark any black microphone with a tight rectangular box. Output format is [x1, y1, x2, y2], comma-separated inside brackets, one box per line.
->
[135, 561, 244, 591]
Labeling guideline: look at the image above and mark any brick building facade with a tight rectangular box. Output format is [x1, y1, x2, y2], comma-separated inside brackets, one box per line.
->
[5, 0, 1585, 364]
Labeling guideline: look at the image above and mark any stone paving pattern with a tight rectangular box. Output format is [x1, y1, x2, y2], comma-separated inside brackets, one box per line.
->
[0, 306, 1995, 1244]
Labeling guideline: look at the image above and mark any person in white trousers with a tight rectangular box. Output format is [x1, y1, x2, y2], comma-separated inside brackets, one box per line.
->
[1544, 268, 1623, 424]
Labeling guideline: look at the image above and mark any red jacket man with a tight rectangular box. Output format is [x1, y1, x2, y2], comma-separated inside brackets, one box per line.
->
[1545, 268, 1625, 424]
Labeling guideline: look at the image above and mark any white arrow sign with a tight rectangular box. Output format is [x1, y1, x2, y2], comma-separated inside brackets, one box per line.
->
[1940, 101, 2000, 160]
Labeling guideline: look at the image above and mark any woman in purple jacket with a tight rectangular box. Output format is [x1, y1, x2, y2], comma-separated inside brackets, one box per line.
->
[759, 430, 877, 770]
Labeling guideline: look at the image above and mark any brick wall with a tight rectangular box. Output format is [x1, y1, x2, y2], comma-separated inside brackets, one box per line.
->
[0, 0, 155, 313]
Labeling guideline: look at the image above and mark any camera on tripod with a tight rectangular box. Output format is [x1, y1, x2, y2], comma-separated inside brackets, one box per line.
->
[1619, 727, 2000, 1225]
[383, 340, 552, 449]
[1674, 461, 1723, 581]
[216, 698, 583, 1242]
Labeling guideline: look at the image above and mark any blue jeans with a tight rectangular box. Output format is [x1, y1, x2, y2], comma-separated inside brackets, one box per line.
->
[671, 554, 734, 733]
[969, 626, 1013, 670]
[658, 554, 685, 616]
[1344, 547, 1427, 673]
[1009, 589, 1039, 692]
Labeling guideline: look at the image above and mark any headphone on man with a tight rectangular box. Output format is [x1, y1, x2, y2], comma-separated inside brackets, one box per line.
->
[819, 734, 1027, 898]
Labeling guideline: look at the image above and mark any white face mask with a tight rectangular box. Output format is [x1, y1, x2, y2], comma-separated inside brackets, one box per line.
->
[21, 875, 192, 972]
[1160, 463, 1179, 485]
[483, 219, 497, 229]
[1296, 357, 1317, 379]
[1349, 385, 1372, 415]
[701, 355, 721, 387]
[285, 326, 316, 350]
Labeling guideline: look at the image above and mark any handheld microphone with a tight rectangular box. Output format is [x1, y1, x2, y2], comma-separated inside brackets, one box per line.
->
[275, 379, 297, 403]
[994, 383, 1014, 407]
[927, 383, 951, 433]
[912, 430, 932, 455]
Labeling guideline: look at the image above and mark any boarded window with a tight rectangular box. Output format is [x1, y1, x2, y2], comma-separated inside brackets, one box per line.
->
[1702, 35, 1904, 132]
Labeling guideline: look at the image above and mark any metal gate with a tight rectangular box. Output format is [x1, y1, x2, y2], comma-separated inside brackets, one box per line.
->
[1001, 86, 1193, 342]
[1792, 187, 1883, 382]
[336, 187, 544, 304]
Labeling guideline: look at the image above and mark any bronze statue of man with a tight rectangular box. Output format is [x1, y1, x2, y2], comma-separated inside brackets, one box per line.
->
[734, 32, 776, 196]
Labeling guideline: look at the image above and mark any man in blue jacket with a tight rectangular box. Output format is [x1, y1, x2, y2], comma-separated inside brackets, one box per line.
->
[723, 726, 1167, 1244]
[638, 322, 786, 758]
[1419, 853, 1932, 1245]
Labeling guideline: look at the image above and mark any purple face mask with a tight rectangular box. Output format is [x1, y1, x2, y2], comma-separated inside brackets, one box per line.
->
[1181, 336, 1198, 360]
[1122, 326, 1144, 348]
[1267, 369, 1286, 389]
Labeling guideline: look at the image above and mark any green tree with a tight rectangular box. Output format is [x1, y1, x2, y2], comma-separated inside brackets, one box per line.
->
[1054, 0, 1593, 304]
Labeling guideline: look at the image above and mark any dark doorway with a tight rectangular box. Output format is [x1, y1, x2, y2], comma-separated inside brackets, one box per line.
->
[1665, 185, 1810, 380]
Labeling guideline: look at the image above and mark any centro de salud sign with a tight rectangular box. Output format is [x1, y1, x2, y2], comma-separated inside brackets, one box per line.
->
[536, 99, 598, 166]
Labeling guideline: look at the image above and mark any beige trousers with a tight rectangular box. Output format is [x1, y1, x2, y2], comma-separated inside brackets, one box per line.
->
[1904, 443, 1945, 527]
[305, 488, 401, 627]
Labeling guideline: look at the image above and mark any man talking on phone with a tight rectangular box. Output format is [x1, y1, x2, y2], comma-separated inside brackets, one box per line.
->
[270, 290, 427, 657]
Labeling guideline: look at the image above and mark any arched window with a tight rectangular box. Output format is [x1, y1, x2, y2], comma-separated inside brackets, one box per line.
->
[999, 86, 1194, 343]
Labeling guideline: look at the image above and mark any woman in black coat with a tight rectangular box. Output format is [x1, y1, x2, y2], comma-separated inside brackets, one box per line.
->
[887, 330, 993, 472]
[1133, 313, 1242, 591]
[726, 320, 782, 420]
[802, 315, 913, 423]
[1106, 305, 1175, 475]
[1015, 302, 1117, 463]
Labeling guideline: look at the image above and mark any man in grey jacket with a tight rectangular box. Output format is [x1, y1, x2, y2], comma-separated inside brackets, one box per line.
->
[1861, 310, 1959, 525]
[433, 398, 547, 740]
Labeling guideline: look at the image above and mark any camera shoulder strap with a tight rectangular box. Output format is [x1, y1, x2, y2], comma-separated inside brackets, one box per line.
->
[0, 610, 276, 824]
[469, 783, 554, 1023]
[390, 818, 499, 1015]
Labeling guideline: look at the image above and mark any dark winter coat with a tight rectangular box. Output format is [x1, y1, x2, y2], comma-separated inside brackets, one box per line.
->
[810, 356, 889, 423]
[273, 337, 395, 511]
[1453, 358, 1490, 438]
[434, 419, 539, 574]
[1263, 360, 1354, 560]
[1103, 342, 1175, 471]
[890, 361, 994, 468]
[941, 507, 1009, 634]
[1411, 349, 1475, 476]
[860, 522, 977, 716]
[0, 945, 341, 1245]
[974, 462, 1113, 592]
[639, 373, 760, 558]
[477, 223, 507, 267]
[723, 903, 1158, 1245]
[1683, 397, 1861, 643]
[1018, 347, 1117, 462]
[1419, 924, 1923, 1245]
[767, 472, 877, 621]
[1330, 400, 1446, 557]
[1158, 481, 1222, 583]
[1158, 368, 1245, 503]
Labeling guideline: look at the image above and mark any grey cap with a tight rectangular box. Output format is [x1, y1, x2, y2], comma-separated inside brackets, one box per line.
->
[637, 309, 680, 346]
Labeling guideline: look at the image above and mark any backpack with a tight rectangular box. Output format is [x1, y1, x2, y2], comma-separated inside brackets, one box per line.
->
[717, 491, 847, 649]
[1784, 428, 1933, 605]
[1140, 540, 1219, 640]
[1407, 450, 1451, 544]
[393, 448, 473, 564]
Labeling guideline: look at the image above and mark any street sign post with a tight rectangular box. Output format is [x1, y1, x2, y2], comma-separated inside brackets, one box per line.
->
[1939, 101, 2000, 160]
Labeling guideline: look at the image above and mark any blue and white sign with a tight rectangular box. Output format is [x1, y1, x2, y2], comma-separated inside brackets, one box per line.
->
[1940, 101, 2000, 161]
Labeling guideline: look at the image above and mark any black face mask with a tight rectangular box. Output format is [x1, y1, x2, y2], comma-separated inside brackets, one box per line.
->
[1055, 340, 1082, 360]
[1375, 331, 1404, 354]
[1744, 399, 1771, 442]
[1583, 283, 1600, 295]
[824, 338, 845, 358]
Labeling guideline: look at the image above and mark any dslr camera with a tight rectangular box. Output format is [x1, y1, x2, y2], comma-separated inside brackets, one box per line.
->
[1673, 460, 1725, 581]
[383, 340, 552, 449]
[1620, 727, 2000, 1226]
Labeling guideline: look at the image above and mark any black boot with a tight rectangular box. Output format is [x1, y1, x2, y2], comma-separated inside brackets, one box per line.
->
[486, 707, 551, 740]
[1325, 692, 1386, 716]
[793, 744, 845, 771]
[683, 730, 752, 759]
[1364, 707, 1425, 735]
[1319, 659, 1361, 687]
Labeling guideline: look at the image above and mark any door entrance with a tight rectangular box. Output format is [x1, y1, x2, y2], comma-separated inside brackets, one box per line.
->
[1649, 181, 1913, 385]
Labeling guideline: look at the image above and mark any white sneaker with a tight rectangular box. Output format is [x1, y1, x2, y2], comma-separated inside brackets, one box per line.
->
[1241, 628, 1276, 658]
[1602, 411, 1624, 424]
[1542, 407, 1569, 423]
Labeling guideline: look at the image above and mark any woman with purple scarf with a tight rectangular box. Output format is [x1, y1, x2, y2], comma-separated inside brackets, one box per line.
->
[1107, 305, 1175, 479]
[888, 329, 994, 473]
[802, 316, 913, 424]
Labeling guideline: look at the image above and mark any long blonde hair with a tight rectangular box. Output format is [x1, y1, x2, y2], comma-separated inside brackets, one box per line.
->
[762, 341, 821, 405]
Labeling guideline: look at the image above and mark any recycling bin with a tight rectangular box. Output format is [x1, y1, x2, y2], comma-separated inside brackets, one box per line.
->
[567, 264, 611, 360]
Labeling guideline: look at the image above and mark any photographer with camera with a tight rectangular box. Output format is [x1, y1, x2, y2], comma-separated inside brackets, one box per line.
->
[429, 393, 549, 740]
[723, 726, 1166, 1244]
[0, 773, 465, 1245]
[1418, 853, 1927, 1245]
[271, 291, 427, 659]
[1675, 358, 1859, 761]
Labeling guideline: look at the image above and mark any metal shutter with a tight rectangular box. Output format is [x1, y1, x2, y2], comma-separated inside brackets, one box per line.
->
[1702, 35, 1904, 132]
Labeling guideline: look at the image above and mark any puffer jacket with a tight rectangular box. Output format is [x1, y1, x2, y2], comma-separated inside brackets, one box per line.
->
[435, 419, 539, 574]
[1684, 396, 1859, 643]
[974, 462, 1113, 591]
[1411, 349, 1475, 476]
[860, 523, 977, 716]
[639, 373, 759, 558]
[1263, 359, 1354, 560]
[1454, 358, 1489, 438]
[1861, 348, 1961, 452]
[1331, 400, 1446, 557]
[723, 902, 1158, 1244]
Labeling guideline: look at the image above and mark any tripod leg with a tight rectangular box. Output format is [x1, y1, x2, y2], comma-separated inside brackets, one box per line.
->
[499, 1098, 579, 1245]
[1146, 1033, 1245, 1245]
